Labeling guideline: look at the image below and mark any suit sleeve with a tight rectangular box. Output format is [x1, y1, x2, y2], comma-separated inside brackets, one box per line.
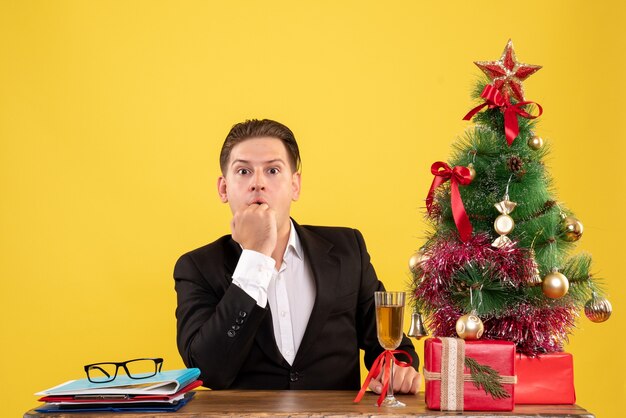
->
[353, 229, 420, 371]
[174, 252, 269, 389]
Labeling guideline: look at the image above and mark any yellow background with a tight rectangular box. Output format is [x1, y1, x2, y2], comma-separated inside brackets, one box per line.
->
[1, 1, 624, 416]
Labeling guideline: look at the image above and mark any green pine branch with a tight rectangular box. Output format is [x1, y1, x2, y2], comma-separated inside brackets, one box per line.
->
[464, 356, 511, 400]
[450, 263, 524, 316]
[560, 253, 602, 303]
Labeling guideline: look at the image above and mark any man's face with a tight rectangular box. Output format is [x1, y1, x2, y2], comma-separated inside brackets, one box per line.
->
[217, 137, 301, 230]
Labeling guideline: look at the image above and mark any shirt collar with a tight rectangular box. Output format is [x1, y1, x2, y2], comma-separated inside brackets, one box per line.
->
[285, 220, 304, 261]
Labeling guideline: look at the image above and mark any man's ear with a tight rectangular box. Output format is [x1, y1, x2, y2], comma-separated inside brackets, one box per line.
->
[291, 172, 301, 201]
[217, 176, 228, 203]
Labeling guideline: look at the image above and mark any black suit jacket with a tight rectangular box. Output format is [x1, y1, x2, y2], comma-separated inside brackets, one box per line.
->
[174, 221, 419, 390]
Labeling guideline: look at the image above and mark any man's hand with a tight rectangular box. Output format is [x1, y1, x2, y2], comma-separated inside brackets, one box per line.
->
[231, 203, 277, 256]
[368, 365, 421, 395]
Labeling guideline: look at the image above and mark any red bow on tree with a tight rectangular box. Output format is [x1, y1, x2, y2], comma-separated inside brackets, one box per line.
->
[463, 84, 543, 146]
[426, 162, 473, 242]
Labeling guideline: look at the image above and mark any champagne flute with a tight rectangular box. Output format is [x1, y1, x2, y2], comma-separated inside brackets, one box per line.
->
[374, 291, 406, 407]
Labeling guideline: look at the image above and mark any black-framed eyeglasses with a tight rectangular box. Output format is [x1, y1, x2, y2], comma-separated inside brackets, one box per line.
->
[84, 358, 163, 383]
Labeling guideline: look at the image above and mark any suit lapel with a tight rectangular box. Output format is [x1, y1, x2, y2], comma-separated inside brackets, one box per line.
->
[292, 222, 341, 367]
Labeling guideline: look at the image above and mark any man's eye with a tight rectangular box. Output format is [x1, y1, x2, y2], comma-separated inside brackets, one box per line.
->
[237, 168, 250, 175]
[268, 168, 279, 174]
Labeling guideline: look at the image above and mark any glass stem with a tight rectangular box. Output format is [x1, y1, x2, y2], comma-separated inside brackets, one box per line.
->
[387, 360, 395, 399]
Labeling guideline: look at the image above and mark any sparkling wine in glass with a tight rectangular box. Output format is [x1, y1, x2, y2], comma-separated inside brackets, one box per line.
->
[374, 291, 406, 407]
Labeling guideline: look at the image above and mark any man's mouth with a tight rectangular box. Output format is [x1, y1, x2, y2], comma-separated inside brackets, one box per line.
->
[250, 198, 267, 205]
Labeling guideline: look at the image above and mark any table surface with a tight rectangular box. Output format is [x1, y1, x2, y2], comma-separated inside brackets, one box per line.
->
[24, 390, 595, 418]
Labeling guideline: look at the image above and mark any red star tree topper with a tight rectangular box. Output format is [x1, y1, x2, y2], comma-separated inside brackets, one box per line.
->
[474, 39, 542, 102]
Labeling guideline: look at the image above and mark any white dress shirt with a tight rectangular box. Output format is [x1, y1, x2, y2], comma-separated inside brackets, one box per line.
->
[231, 221, 316, 365]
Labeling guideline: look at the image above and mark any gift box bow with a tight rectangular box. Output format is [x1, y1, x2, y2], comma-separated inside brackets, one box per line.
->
[424, 338, 517, 412]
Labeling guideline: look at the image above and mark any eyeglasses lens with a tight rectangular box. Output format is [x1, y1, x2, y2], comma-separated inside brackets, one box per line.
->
[125, 359, 158, 378]
[87, 364, 117, 383]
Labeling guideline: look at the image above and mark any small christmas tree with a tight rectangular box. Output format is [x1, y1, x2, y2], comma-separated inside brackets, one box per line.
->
[410, 40, 612, 355]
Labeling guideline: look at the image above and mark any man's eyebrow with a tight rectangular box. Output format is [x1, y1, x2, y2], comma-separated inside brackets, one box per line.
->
[230, 158, 286, 166]
[230, 159, 249, 166]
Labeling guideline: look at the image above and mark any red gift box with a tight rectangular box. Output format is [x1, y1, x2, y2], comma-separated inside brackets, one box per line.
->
[424, 338, 516, 411]
[515, 352, 576, 404]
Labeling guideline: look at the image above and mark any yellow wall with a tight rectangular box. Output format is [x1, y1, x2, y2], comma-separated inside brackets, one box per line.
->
[1, 1, 624, 416]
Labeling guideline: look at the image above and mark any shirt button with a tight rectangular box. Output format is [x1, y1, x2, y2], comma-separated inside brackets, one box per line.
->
[236, 317, 245, 325]
[280, 311, 287, 317]
[290, 371, 299, 382]
[231, 325, 240, 330]
[227, 330, 236, 338]
[239, 311, 247, 318]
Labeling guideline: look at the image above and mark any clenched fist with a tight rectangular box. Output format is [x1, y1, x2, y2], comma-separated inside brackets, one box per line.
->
[231, 203, 277, 257]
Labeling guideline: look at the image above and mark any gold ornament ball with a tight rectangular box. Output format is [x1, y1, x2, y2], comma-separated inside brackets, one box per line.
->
[455, 313, 484, 340]
[494, 214, 515, 235]
[562, 216, 584, 242]
[528, 135, 544, 150]
[467, 163, 477, 181]
[409, 250, 428, 275]
[585, 296, 612, 323]
[542, 271, 569, 299]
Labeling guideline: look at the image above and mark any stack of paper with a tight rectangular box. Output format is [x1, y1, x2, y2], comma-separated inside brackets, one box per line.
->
[35, 368, 202, 413]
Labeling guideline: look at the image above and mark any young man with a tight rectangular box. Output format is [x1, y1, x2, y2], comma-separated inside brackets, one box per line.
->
[174, 119, 421, 393]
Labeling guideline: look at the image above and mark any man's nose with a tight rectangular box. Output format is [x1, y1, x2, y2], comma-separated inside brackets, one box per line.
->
[250, 172, 265, 191]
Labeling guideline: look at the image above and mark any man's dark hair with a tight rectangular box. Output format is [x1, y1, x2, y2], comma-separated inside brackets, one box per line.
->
[220, 119, 301, 174]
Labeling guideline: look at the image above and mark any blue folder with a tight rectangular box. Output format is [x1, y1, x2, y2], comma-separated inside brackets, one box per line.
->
[37, 368, 201, 396]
